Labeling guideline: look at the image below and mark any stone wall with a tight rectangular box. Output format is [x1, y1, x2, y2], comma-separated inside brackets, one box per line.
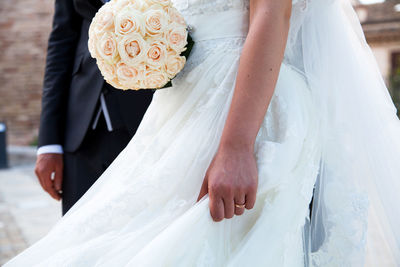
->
[0, 0, 54, 145]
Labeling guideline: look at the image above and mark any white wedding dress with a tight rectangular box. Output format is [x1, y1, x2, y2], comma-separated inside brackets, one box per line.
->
[5, 0, 400, 266]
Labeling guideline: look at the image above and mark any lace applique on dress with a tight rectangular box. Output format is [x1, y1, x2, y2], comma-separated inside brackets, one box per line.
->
[173, 0, 249, 16]
[310, 191, 369, 266]
[292, 0, 309, 11]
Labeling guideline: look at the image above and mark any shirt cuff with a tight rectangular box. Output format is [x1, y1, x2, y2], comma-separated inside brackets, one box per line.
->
[37, 144, 64, 155]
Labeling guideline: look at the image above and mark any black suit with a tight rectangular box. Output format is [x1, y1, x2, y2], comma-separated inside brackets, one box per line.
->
[38, 0, 153, 214]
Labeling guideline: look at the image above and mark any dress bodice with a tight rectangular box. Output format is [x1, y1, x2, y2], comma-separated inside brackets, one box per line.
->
[172, 0, 310, 73]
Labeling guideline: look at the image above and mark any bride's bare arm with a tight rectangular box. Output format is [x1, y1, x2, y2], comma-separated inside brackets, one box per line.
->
[197, 0, 292, 221]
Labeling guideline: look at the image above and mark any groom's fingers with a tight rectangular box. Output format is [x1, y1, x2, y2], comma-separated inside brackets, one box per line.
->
[35, 154, 62, 201]
[43, 170, 60, 201]
[48, 174, 61, 200]
[41, 169, 60, 200]
[54, 162, 63, 193]
[35, 164, 54, 197]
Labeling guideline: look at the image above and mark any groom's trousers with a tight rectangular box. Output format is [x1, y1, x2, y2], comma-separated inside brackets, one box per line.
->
[61, 114, 132, 215]
[61, 115, 131, 215]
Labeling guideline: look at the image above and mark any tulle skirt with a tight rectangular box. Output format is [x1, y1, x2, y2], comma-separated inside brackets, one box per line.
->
[5, 38, 320, 266]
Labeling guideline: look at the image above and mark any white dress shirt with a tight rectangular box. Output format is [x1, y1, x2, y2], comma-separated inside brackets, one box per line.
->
[37, 93, 113, 155]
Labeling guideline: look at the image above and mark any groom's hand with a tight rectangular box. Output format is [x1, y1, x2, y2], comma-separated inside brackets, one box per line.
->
[35, 154, 63, 201]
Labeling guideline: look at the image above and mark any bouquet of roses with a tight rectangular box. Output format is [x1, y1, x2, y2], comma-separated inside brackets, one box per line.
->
[88, 0, 193, 90]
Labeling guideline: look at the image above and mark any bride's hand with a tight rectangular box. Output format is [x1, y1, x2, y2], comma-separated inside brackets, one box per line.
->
[197, 145, 258, 222]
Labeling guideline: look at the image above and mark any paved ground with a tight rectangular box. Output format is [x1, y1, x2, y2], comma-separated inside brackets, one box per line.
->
[0, 162, 60, 265]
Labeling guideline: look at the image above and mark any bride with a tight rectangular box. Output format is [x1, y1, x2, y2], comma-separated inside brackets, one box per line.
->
[5, 0, 400, 266]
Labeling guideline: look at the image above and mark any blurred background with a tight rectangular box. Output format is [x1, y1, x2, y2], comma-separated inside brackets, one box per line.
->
[0, 0, 399, 264]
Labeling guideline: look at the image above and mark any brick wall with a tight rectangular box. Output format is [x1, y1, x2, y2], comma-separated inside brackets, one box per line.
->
[0, 0, 54, 145]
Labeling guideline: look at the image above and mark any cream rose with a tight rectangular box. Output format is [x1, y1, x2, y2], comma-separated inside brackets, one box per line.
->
[135, 0, 151, 12]
[144, 9, 168, 36]
[112, 0, 130, 11]
[116, 62, 144, 89]
[114, 0, 149, 13]
[143, 67, 169, 88]
[115, 8, 145, 36]
[88, 33, 98, 58]
[107, 77, 126, 90]
[98, 59, 117, 82]
[96, 32, 120, 64]
[118, 34, 148, 65]
[166, 23, 188, 53]
[167, 7, 186, 26]
[146, 40, 167, 68]
[93, 7, 114, 35]
[147, 0, 171, 7]
[165, 50, 186, 78]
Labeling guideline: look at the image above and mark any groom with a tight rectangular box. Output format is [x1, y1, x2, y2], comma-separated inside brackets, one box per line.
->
[35, 0, 153, 215]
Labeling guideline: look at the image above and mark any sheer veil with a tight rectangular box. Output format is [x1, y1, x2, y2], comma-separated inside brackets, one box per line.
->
[292, 0, 400, 265]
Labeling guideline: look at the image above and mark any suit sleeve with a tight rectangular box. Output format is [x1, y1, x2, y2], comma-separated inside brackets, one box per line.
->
[38, 0, 82, 147]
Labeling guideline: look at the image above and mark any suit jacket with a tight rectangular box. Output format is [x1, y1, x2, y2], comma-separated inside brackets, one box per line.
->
[38, 0, 153, 153]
